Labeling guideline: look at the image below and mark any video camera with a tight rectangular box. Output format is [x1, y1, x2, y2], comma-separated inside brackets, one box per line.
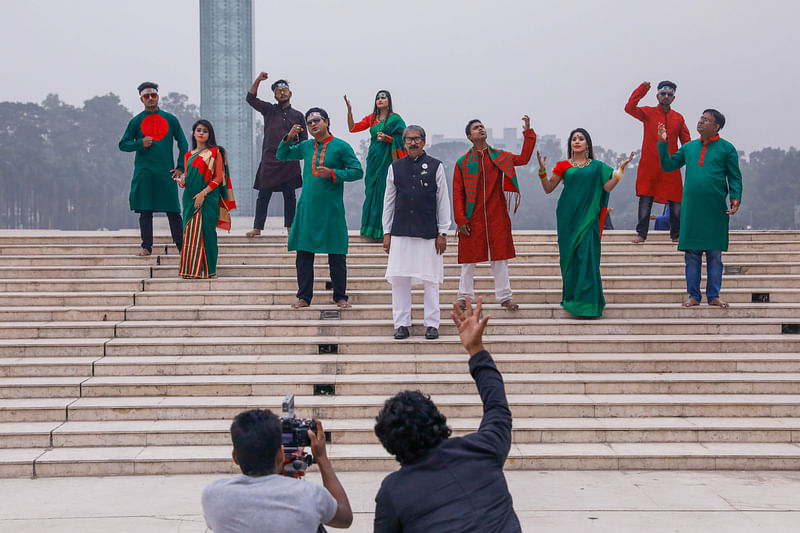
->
[279, 394, 330, 478]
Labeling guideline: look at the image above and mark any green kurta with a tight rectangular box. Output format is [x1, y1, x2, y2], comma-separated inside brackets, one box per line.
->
[277, 135, 363, 254]
[658, 137, 742, 251]
[556, 160, 613, 317]
[119, 109, 187, 213]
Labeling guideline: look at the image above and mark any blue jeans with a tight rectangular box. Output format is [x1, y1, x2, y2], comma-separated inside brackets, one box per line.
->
[684, 250, 723, 302]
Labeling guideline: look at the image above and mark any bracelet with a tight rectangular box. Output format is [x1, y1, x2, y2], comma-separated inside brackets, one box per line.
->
[731, 199, 740, 206]
[538, 168, 547, 180]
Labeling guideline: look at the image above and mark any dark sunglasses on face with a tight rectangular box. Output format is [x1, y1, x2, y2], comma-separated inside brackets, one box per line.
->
[659, 91, 675, 97]
[306, 117, 322, 125]
[143, 94, 158, 99]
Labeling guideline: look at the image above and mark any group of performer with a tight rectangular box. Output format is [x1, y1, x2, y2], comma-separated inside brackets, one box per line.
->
[119, 75, 743, 338]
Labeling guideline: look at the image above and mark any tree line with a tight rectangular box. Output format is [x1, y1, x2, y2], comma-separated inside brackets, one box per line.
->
[1, 93, 798, 231]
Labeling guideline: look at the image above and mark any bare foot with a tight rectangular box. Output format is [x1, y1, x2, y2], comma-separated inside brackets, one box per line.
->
[285, 227, 291, 235]
[682, 297, 700, 308]
[709, 298, 730, 308]
[246, 229, 262, 238]
[631, 236, 646, 244]
[291, 299, 309, 309]
[136, 248, 151, 257]
[335, 299, 352, 309]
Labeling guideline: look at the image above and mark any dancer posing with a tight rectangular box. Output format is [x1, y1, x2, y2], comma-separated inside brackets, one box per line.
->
[277, 108, 363, 309]
[453, 116, 536, 311]
[538, 128, 634, 317]
[657, 110, 742, 308]
[344, 90, 406, 239]
[119, 82, 187, 256]
[175, 120, 236, 279]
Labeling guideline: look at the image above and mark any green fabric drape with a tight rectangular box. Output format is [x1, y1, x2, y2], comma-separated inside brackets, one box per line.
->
[360, 113, 406, 239]
[556, 160, 613, 317]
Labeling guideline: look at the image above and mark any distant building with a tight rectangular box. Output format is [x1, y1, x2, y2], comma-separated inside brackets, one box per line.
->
[199, 0, 255, 215]
[429, 127, 522, 152]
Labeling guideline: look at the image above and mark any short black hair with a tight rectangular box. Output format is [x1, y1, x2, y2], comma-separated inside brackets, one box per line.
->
[230, 409, 282, 476]
[137, 81, 159, 93]
[374, 390, 451, 465]
[657, 80, 677, 90]
[465, 119, 482, 138]
[703, 108, 726, 130]
[271, 79, 290, 92]
[305, 107, 330, 129]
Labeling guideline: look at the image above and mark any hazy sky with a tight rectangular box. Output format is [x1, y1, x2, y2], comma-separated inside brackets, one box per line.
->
[2, 0, 797, 155]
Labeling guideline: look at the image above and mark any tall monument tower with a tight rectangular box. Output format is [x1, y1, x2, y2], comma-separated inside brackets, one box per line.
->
[199, 0, 255, 215]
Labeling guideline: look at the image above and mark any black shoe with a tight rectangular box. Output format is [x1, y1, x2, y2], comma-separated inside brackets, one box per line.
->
[425, 327, 439, 340]
[394, 326, 410, 339]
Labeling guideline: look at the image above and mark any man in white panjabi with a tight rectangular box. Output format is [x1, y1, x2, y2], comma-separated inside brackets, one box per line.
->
[382, 125, 452, 340]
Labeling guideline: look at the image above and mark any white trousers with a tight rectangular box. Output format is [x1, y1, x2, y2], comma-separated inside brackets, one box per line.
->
[458, 260, 512, 302]
[390, 277, 440, 328]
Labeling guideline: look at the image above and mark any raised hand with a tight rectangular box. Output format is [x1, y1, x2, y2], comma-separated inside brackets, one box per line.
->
[521, 114, 531, 131]
[256, 72, 268, 82]
[657, 123, 667, 142]
[287, 124, 303, 141]
[619, 152, 636, 171]
[643, 81, 651, 90]
[536, 150, 547, 170]
[450, 296, 490, 356]
[343, 95, 352, 110]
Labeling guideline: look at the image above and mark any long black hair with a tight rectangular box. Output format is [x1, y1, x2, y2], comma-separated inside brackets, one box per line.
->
[567, 127, 594, 159]
[191, 119, 226, 160]
[371, 89, 394, 122]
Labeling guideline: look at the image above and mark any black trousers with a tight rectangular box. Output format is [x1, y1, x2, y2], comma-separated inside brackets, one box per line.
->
[636, 196, 681, 240]
[139, 211, 183, 253]
[253, 182, 297, 230]
[296, 251, 347, 304]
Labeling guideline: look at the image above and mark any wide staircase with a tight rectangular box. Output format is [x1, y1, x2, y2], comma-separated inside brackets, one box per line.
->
[1, 229, 800, 477]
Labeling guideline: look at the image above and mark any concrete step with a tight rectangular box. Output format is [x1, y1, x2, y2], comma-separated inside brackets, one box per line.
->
[120, 303, 800, 322]
[96, 333, 800, 356]
[4, 393, 798, 424]
[88, 352, 800, 377]
[1, 372, 793, 399]
[0, 307, 126, 322]
[0, 266, 151, 280]
[0, 357, 97, 377]
[5, 441, 800, 477]
[0, 293, 134, 307]
[130, 288, 800, 307]
[108, 317, 794, 339]
[3, 417, 799, 450]
[141, 274, 800, 291]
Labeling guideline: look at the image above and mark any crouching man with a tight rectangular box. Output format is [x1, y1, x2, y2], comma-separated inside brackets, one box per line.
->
[202, 409, 353, 532]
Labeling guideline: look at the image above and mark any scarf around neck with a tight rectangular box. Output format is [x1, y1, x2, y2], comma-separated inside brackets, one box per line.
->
[457, 146, 520, 220]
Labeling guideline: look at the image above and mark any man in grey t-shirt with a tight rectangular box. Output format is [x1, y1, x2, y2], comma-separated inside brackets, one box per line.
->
[202, 409, 353, 532]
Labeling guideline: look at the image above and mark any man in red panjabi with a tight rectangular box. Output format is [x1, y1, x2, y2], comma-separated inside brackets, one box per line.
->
[625, 80, 691, 243]
[453, 116, 536, 311]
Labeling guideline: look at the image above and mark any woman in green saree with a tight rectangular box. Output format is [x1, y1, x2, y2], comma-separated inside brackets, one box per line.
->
[175, 119, 236, 279]
[538, 128, 634, 317]
[344, 90, 406, 239]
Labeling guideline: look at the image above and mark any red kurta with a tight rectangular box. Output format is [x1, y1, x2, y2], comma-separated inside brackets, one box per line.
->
[453, 129, 536, 264]
[625, 82, 691, 203]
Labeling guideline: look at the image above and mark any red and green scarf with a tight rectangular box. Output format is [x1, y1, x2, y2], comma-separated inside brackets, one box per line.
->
[457, 146, 521, 220]
[188, 147, 237, 230]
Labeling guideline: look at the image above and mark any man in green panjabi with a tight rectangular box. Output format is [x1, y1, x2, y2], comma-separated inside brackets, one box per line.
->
[277, 107, 363, 309]
[657, 109, 742, 308]
[119, 82, 187, 256]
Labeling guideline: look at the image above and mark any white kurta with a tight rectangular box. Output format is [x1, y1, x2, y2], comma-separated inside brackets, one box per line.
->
[383, 157, 452, 285]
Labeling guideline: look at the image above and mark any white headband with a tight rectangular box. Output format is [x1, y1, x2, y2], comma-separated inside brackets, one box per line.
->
[139, 87, 158, 96]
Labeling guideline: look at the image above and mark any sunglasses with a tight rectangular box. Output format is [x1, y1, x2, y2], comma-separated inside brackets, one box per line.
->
[306, 117, 323, 125]
[658, 90, 675, 97]
[142, 93, 158, 100]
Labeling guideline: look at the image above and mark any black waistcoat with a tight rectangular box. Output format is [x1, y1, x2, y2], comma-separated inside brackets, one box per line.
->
[391, 153, 441, 239]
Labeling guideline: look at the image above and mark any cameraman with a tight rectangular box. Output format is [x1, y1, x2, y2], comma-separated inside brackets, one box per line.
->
[373, 296, 521, 532]
[202, 411, 353, 532]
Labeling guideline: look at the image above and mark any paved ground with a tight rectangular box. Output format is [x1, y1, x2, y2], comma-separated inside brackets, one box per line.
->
[2, 470, 799, 532]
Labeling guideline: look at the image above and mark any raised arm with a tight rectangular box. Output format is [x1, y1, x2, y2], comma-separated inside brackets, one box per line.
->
[309, 419, 353, 529]
[246, 72, 276, 114]
[451, 297, 512, 464]
[276, 125, 306, 161]
[512, 115, 536, 166]
[657, 123, 686, 172]
[624, 81, 650, 121]
[538, 153, 564, 195]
